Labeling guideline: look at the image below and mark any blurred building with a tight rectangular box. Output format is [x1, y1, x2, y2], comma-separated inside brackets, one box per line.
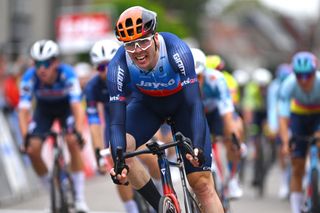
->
[0, 0, 115, 60]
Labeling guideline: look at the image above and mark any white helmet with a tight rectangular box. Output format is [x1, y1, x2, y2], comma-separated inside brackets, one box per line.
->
[191, 48, 206, 75]
[233, 69, 250, 86]
[30, 40, 59, 61]
[90, 39, 120, 66]
[252, 68, 272, 86]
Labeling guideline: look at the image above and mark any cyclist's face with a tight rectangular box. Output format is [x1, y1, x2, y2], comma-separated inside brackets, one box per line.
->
[296, 72, 315, 92]
[35, 58, 58, 84]
[125, 33, 159, 71]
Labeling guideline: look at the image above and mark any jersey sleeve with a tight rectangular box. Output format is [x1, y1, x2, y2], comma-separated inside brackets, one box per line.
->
[106, 47, 130, 158]
[267, 80, 280, 132]
[84, 78, 100, 125]
[18, 68, 35, 109]
[62, 65, 82, 103]
[278, 76, 294, 118]
[207, 71, 234, 115]
[164, 32, 206, 149]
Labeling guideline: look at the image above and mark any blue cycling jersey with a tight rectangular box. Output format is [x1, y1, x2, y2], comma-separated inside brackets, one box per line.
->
[107, 32, 208, 160]
[18, 63, 82, 109]
[84, 75, 110, 125]
[201, 68, 234, 115]
[278, 71, 320, 117]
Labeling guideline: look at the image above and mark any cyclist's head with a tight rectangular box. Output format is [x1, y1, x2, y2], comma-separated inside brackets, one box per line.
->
[30, 40, 60, 83]
[206, 55, 225, 71]
[276, 63, 292, 82]
[30, 39, 59, 61]
[252, 68, 272, 87]
[292, 51, 317, 81]
[74, 62, 92, 89]
[115, 6, 157, 42]
[90, 39, 120, 72]
[233, 69, 250, 87]
[191, 48, 206, 75]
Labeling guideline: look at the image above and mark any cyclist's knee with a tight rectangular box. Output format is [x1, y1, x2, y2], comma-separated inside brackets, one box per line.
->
[27, 138, 42, 157]
[188, 172, 215, 201]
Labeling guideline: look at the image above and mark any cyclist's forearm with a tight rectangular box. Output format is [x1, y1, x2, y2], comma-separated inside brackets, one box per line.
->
[89, 124, 104, 149]
[222, 112, 235, 138]
[71, 102, 85, 132]
[18, 107, 30, 138]
[279, 116, 290, 146]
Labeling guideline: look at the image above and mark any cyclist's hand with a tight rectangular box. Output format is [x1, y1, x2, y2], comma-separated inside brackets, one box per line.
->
[281, 144, 290, 157]
[186, 148, 205, 167]
[110, 166, 129, 185]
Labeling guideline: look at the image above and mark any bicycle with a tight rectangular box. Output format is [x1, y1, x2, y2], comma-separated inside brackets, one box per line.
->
[24, 130, 83, 213]
[110, 130, 201, 213]
[290, 136, 320, 213]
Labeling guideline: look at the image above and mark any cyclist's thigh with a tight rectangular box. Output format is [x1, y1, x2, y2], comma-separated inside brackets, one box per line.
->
[173, 106, 212, 173]
[290, 113, 319, 158]
[29, 105, 55, 136]
[126, 97, 163, 148]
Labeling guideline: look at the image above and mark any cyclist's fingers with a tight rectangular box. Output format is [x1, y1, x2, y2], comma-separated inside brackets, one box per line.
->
[110, 168, 116, 176]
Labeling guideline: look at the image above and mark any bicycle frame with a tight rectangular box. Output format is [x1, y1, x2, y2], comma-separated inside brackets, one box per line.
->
[115, 132, 200, 213]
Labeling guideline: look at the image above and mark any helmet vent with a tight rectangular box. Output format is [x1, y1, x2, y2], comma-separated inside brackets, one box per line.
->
[125, 18, 133, 28]
[144, 20, 153, 31]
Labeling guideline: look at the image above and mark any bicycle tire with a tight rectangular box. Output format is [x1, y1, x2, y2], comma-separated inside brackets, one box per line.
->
[311, 168, 319, 212]
[253, 137, 265, 197]
[158, 196, 178, 213]
[50, 165, 76, 213]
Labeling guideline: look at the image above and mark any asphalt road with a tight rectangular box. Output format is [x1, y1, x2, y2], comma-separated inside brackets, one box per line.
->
[0, 162, 291, 213]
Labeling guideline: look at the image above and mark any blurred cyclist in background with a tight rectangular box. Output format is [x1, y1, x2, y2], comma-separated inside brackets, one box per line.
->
[192, 48, 245, 199]
[85, 39, 140, 213]
[278, 51, 320, 213]
[267, 63, 292, 199]
[18, 40, 89, 212]
[108, 6, 224, 212]
[242, 67, 272, 188]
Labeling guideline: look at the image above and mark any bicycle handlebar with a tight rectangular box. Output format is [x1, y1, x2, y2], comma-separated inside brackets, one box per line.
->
[115, 132, 194, 160]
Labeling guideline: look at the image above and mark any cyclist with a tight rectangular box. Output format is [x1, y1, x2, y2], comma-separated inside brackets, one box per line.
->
[266, 63, 292, 199]
[278, 51, 320, 213]
[192, 48, 244, 199]
[242, 67, 272, 187]
[108, 6, 224, 213]
[18, 40, 89, 212]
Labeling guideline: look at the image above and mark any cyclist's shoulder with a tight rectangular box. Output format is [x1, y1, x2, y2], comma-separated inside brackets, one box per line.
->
[21, 66, 36, 80]
[84, 74, 101, 92]
[58, 63, 77, 78]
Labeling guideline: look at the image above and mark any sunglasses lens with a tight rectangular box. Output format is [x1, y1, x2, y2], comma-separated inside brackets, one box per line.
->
[35, 60, 51, 68]
[296, 73, 313, 80]
[124, 35, 153, 53]
[97, 63, 108, 72]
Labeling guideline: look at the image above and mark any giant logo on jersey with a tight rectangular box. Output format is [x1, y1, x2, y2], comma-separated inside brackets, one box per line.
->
[173, 53, 186, 76]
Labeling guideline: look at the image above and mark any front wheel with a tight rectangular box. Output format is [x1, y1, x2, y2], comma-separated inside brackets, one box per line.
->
[158, 196, 179, 213]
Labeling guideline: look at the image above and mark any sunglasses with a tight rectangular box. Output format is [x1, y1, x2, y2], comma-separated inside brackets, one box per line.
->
[295, 72, 314, 81]
[35, 59, 53, 69]
[96, 62, 109, 72]
[124, 35, 154, 53]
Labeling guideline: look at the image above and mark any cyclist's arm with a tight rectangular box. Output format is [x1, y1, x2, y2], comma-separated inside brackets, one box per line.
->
[67, 67, 85, 133]
[162, 32, 207, 150]
[18, 68, 34, 138]
[18, 107, 31, 139]
[106, 47, 129, 159]
[84, 82, 105, 150]
[278, 77, 294, 149]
